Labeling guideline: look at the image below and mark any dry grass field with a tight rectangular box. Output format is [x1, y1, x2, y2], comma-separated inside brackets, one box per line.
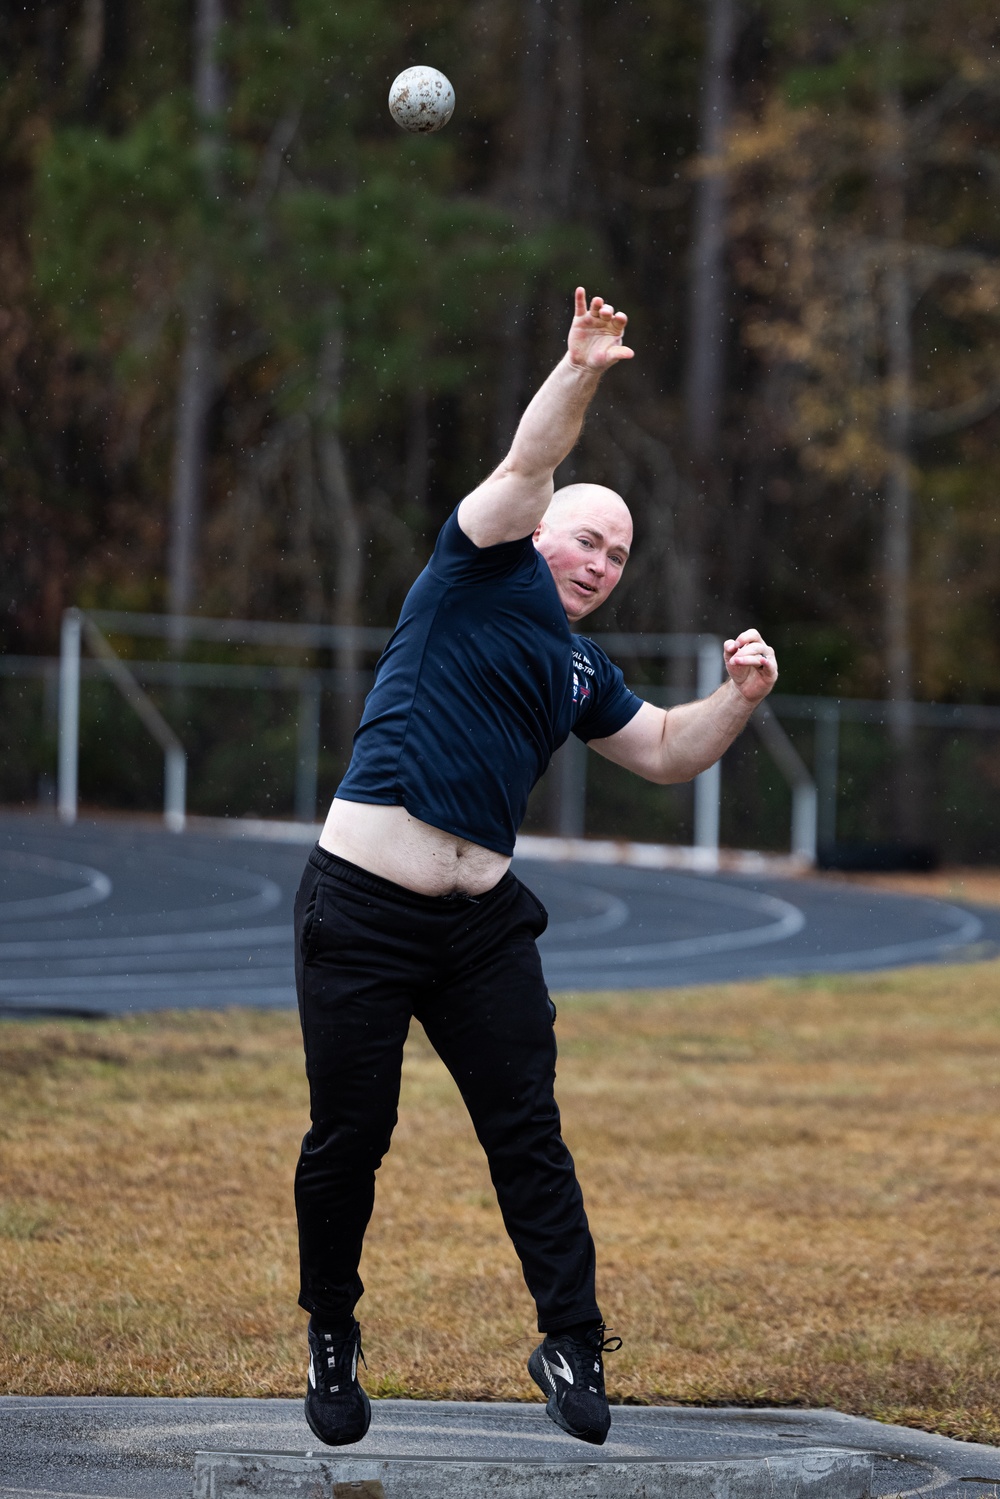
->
[830, 866, 1000, 908]
[2, 957, 1000, 1444]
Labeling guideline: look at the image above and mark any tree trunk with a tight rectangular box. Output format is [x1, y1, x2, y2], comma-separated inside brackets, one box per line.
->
[78, 0, 104, 80]
[493, 0, 553, 453]
[615, 410, 705, 689]
[167, 279, 215, 641]
[551, 0, 583, 214]
[167, 0, 223, 650]
[404, 385, 430, 526]
[193, 0, 224, 124]
[883, 254, 913, 709]
[685, 0, 737, 463]
[315, 324, 364, 764]
[292, 415, 324, 624]
[877, 9, 922, 841]
[79, 0, 127, 116]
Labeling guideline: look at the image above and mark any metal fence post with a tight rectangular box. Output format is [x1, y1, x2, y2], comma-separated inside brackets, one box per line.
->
[295, 674, 321, 823]
[57, 609, 82, 824]
[815, 703, 840, 848]
[164, 746, 187, 833]
[78, 613, 188, 833]
[550, 735, 588, 838]
[693, 636, 723, 863]
[791, 782, 819, 863]
[752, 705, 819, 864]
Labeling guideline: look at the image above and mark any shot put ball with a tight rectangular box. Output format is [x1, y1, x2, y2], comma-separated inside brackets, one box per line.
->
[388, 66, 455, 134]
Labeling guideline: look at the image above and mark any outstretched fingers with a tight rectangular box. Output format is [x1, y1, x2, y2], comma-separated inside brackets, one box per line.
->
[570, 287, 635, 368]
[575, 288, 628, 329]
[587, 296, 626, 328]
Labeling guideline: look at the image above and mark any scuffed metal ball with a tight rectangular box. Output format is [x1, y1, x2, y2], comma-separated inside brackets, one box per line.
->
[388, 66, 455, 134]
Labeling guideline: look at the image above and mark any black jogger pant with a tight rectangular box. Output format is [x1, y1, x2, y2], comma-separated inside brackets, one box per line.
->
[293, 845, 600, 1335]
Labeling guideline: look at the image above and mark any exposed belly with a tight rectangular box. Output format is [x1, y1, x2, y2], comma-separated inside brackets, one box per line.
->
[319, 799, 511, 897]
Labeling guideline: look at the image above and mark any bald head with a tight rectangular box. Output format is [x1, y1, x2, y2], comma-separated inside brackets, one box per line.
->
[533, 483, 633, 622]
[542, 483, 633, 537]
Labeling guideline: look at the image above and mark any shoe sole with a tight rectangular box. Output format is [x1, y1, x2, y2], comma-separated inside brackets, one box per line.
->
[303, 1386, 372, 1447]
[527, 1345, 608, 1446]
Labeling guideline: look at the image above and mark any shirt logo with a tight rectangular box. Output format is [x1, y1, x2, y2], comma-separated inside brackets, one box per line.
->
[571, 648, 593, 715]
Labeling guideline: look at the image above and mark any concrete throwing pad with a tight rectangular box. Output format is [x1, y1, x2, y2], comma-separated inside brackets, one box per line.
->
[193, 1447, 875, 1499]
[4, 1397, 998, 1499]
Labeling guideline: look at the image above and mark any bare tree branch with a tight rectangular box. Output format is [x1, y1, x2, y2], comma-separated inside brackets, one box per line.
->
[910, 380, 1000, 440]
[908, 76, 977, 142]
[246, 107, 302, 218]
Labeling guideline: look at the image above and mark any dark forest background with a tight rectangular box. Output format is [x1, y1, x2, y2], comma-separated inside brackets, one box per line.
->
[4, 0, 1000, 838]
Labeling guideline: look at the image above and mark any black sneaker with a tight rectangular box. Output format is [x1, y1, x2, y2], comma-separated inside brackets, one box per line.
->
[304, 1317, 371, 1447]
[528, 1323, 622, 1445]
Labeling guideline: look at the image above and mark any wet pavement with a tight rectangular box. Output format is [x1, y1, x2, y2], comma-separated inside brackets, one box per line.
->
[3, 1396, 1000, 1498]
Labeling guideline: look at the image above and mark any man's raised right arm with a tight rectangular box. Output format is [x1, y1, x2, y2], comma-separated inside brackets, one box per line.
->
[457, 288, 634, 548]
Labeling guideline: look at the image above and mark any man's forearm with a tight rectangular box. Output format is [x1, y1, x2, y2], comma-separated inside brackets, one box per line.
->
[502, 355, 602, 481]
[458, 356, 602, 546]
[458, 290, 631, 548]
[658, 681, 756, 782]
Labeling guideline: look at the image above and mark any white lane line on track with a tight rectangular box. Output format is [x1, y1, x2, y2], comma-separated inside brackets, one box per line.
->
[546, 903, 987, 987]
[2, 952, 289, 978]
[0, 986, 296, 1011]
[758, 903, 984, 972]
[0, 853, 112, 919]
[0, 925, 292, 961]
[0, 966, 293, 996]
[541, 881, 631, 940]
[10, 845, 285, 927]
[542, 882, 806, 966]
[122, 851, 284, 923]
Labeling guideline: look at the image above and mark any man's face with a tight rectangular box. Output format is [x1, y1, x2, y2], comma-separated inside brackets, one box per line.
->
[533, 487, 632, 623]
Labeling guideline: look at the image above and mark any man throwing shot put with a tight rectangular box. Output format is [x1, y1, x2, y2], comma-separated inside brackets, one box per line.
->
[293, 288, 778, 1448]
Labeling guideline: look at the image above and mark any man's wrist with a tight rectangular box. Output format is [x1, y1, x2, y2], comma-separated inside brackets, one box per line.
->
[562, 351, 604, 384]
[724, 677, 760, 715]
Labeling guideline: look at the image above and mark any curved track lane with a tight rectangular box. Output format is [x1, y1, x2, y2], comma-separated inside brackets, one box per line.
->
[0, 817, 996, 1015]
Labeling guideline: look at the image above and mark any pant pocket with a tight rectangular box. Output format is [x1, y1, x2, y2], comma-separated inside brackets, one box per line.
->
[298, 882, 324, 963]
[518, 880, 549, 937]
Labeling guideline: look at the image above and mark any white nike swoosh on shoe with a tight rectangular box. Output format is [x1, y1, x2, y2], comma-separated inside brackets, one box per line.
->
[308, 1354, 316, 1389]
[545, 1350, 574, 1386]
[351, 1348, 358, 1383]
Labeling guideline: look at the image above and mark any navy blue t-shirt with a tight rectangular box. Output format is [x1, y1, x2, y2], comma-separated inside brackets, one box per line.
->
[335, 509, 643, 856]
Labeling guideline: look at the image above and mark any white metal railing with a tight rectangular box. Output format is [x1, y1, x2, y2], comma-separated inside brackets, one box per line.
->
[541, 633, 817, 866]
[55, 613, 748, 861]
[48, 611, 820, 858]
[58, 609, 187, 831]
[751, 704, 818, 863]
[693, 635, 725, 863]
